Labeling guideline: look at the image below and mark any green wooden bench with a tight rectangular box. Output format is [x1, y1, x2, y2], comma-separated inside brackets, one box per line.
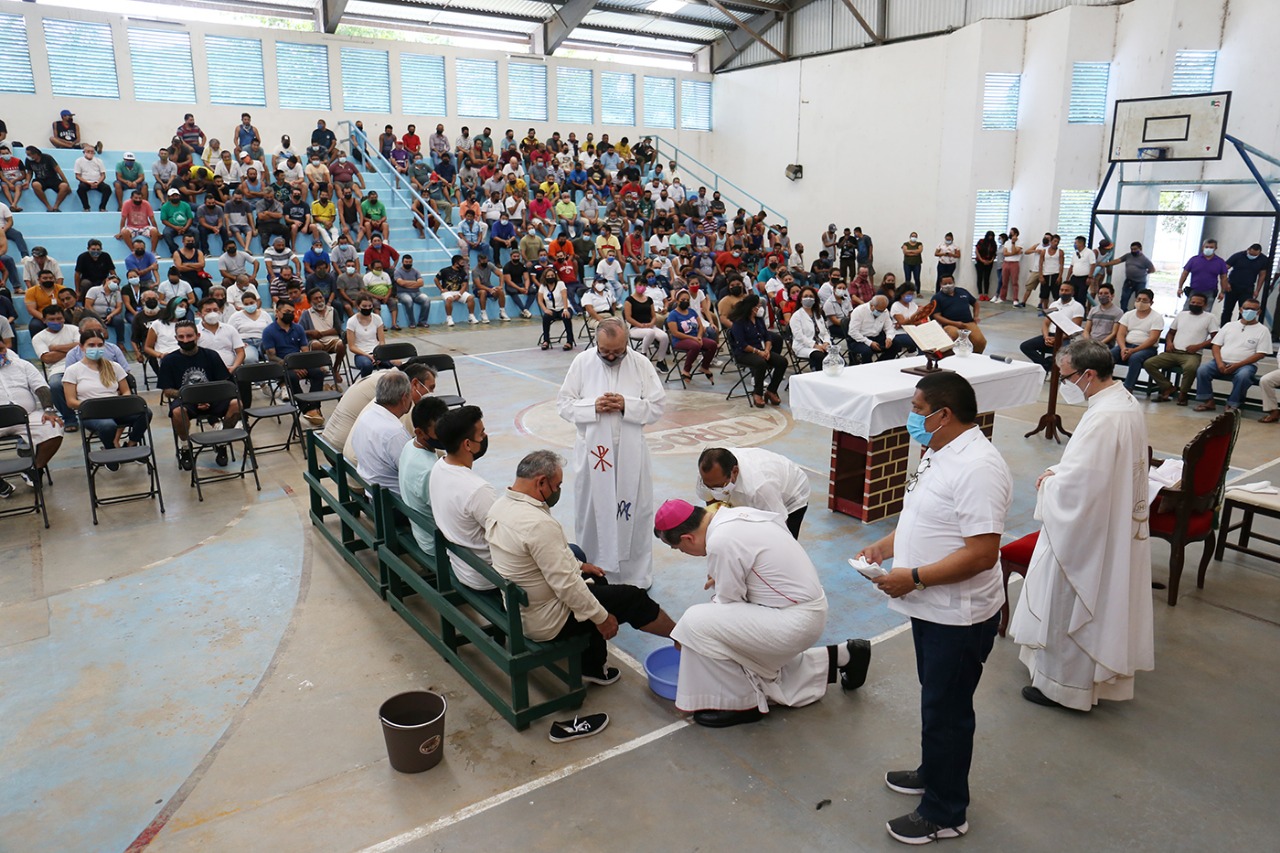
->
[377, 488, 589, 730]
[304, 431, 386, 597]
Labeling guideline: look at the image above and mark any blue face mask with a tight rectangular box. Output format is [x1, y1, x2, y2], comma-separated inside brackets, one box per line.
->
[84, 346, 104, 361]
[906, 409, 942, 447]
[1241, 308, 1259, 322]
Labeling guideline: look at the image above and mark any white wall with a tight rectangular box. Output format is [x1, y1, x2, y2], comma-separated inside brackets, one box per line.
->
[711, 0, 1280, 290]
[0, 0, 711, 162]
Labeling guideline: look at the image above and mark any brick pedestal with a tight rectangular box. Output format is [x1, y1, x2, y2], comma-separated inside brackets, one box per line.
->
[828, 412, 996, 522]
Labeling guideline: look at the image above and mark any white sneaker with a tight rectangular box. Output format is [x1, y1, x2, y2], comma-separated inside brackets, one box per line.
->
[446, 316, 455, 327]
[991, 297, 1003, 304]
[499, 311, 510, 321]
[468, 315, 479, 325]
[480, 315, 489, 324]
[521, 309, 532, 319]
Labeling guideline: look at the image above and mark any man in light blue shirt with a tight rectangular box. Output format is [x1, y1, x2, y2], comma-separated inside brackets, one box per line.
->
[398, 396, 451, 558]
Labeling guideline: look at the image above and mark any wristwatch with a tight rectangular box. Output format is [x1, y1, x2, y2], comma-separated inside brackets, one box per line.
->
[911, 568, 926, 591]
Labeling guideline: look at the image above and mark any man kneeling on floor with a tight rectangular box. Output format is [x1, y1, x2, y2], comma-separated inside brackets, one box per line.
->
[653, 499, 870, 728]
[486, 449, 677, 692]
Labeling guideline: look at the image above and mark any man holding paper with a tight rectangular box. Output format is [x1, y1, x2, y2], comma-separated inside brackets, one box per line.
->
[1019, 281, 1084, 370]
[557, 318, 665, 587]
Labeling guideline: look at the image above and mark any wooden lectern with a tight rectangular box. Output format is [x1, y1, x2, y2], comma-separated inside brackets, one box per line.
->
[1024, 327, 1072, 443]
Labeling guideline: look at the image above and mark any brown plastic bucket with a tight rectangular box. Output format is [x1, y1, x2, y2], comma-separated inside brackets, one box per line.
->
[379, 691, 446, 773]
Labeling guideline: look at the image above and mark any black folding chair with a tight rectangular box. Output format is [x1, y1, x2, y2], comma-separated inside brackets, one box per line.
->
[372, 341, 418, 364]
[0, 404, 49, 527]
[77, 395, 165, 524]
[236, 362, 302, 455]
[725, 356, 761, 408]
[415, 353, 466, 408]
[178, 380, 261, 501]
[283, 351, 344, 424]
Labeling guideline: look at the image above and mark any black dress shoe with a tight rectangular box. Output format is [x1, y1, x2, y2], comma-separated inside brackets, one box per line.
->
[840, 638, 872, 691]
[692, 708, 764, 728]
[1021, 685, 1065, 708]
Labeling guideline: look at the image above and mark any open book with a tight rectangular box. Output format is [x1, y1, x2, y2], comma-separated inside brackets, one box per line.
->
[903, 320, 955, 354]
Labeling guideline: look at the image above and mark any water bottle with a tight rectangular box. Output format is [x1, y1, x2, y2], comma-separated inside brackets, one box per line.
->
[953, 328, 974, 357]
[823, 349, 845, 376]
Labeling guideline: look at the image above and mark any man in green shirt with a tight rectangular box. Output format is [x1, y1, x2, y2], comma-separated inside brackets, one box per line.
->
[159, 189, 195, 254]
[554, 196, 584, 240]
[360, 190, 388, 242]
[113, 153, 147, 209]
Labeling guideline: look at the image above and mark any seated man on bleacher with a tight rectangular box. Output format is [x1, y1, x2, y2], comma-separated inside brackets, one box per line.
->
[398, 396, 451, 559]
[486, 449, 676, 687]
[1193, 298, 1274, 414]
[429, 406, 501, 592]
[0, 334, 64, 498]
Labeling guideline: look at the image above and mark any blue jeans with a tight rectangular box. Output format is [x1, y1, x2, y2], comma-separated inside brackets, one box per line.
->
[354, 354, 375, 377]
[81, 408, 151, 447]
[504, 287, 536, 314]
[903, 263, 921, 288]
[397, 291, 432, 326]
[242, 338, 261, 365]
[48, 375, 77, 426]
[1119, 278, 1145, 311]
[911, 613, 999, 828]
[1110, 345, 1157, 391]
[1196, 360, 1258, 407]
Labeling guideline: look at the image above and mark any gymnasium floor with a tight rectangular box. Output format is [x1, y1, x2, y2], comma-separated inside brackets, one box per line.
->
[1, 305, 1277, 852]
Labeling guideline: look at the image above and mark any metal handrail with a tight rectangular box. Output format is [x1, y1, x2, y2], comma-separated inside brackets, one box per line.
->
[340, 121, 459, 257]
[649, 134, 788, 228]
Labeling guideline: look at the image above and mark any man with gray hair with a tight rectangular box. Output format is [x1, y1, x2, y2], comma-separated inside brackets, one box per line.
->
[349, 369, 414, 493]
[485, 449, 676, 688]
[846, 293, 900, 364]
[1010, 337, 1154, 711]
[557, 317, 666, 587]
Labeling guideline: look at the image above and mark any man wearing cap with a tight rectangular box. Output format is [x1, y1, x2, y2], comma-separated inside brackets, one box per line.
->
[858, 371, 1012, 844]
[73, 145, 110, 212]
[113, 153, 147, 208]
[653, 498, 870, 728]
[49, 109, 86, 150]
[556, 318, 665, 588]
[159, 189, 195, 254]
[694, 447, 812, 539]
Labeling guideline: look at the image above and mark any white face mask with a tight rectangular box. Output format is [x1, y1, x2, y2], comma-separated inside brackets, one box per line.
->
[1059, 372, 1090, 406]
[707, 479, 735, 501]
[755, 305, 766, 318]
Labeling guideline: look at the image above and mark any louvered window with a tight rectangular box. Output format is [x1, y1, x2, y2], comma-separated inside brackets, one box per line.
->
[128, 28, 196, 103]
[276, 42, 331, 111]
[455, 57, 498, 118]
[0, 14, 35, 95]
[206, 36, 266, 107]
[972, 191, 1011, 248]
[601, 71, 635, 126]
[982, 73, 1020, 130]
[1068, 62, 1110, 124]
[1171, 50, 1217, 95]
[1058, 190, 1095, 244]
[44, 18, 119, 99]
[643, 76, 675, 129]
[680, 79, 712, 131]
[400, 53, 446, 115]
[341, 47, 390, 113]
[508, 62, 547, 121]
[557, 66, 593, 124]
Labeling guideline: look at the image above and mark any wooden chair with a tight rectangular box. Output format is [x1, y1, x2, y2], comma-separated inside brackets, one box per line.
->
[998, 531, 1038, 636]
[1148, 410, 1240, 605]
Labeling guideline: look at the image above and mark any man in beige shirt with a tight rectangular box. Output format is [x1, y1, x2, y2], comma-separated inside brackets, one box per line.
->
[485, 449, 676, 685]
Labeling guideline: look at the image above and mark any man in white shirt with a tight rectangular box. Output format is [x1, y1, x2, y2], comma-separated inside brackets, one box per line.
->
[197, 297, 245, 372]
[846, 295, 899, 364]
[1111, 288, 1164, 391]
[694, 446, 811, 538]
[73, 145, 110, 212]
[594, 251, 626, 305]
[321, 363, 435, 463]
[1193, 298, 1274, 412]
[860, 372, 1011, 845]
[350, 370, 413, 494]
[0, 335, 64, 496]
[823, 284, 854, 339]
[31, 305, 80, 429]
[1019, 281, 1085, 370]
[654, 499, 870, 729]
[1068, 236, 1097, 309]
[1144, 291, 1220, 405]
[486, 450, 676, 687]
[428, 405, 498, 591]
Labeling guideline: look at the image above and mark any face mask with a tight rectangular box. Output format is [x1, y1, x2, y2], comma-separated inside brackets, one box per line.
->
[906, 409, 941, 446]
[89, 249, 100, 258]
[872, 309, 884, 318]
[1060, 293, 1072, 302]
[134, 248, 145, 256]
[801, 297, 815, 308]
[635, 285, 647, 295]
[85, 346, 104, 361]
[1203, 247, 1215, 256]
[543, 484, 562, 507]
[279, 311, 294, 324]
[1188, 305, 1204, 315]
[945, 239, 953, 246]
[941, 286, 955, 295]
[903, 294, 914, 303]
[1242, 308, 1259, 322]
[178, 339, 198, 353]
[204, 312, 222, 325]
[597, 349, 626, 367]
[756, 306, 766, 318]
[359, 307, 373, 316]
[1059, 372, 1089, 406]
[174, 307, 187, 319]
[46, 322, 64, 333]
[708, 480, 735, 502]
[244, 303, 259, 314]
[1099, 295, 1111, 304]
[1043, 238, 1051, 246]
[127, 278, 140, 288]
[678, 300, 690, 309]
[339, 157, 347, 164]
[470, 435, 489, 460]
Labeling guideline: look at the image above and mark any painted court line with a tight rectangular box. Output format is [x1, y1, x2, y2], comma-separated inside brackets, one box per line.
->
[1226, 456, 1280, 485]
[463, 354, 562, 388]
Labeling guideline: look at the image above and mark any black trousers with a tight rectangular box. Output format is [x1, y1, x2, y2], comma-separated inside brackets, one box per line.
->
[552, 577, 661, 677]
[77, 181, 110, 210]
[785, 506, 807, 539]
[911, 613, 999, 828]
[737, 351, 787, 395]
[975, 261, 994, 295]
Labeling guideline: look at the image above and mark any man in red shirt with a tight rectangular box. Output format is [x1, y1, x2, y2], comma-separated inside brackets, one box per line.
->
[553, 251, 583, 311]
[363, 232, 400, 272]
[548, 235, 575, 259]
[716, 248, 744, 275]
[116, 189, 161, 251]
[402, 124, 422, 155]
[529, 191, 555, 239]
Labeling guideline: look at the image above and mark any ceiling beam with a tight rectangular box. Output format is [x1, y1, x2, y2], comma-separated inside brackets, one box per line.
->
[687, 0, 787, 13]
[835, 0, 883, 44]
[706, 0, 785, 62]
[595, 3, 736, 31]
[315, 0, 348, 33]
[708, 8, 782, 69]
[544, 0, 599, 54]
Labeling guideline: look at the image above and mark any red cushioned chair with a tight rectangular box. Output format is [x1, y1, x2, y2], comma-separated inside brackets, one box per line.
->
[998, 531, 1039, 636]
[1148, 410, 1239, 606]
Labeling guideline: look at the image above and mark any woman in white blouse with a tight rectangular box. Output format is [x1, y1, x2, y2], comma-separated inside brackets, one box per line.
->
[228, 290, 272, 363]
[63, 328, 151, 456]
[788, 284, 833, 371]
[537, 270, 574, 351]
[143, 296, 190, 362]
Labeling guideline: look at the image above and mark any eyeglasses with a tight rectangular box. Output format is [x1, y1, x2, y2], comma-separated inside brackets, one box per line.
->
[905, 457, 932, 494]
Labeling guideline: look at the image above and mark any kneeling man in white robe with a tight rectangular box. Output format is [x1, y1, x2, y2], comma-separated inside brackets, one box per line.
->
[1011, 338, 1154, 711]
[557, 317, 665, 587]
[654, 499, 871, 728]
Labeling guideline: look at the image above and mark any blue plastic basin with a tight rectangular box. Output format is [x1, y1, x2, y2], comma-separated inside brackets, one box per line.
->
[644, 646, 680, 701]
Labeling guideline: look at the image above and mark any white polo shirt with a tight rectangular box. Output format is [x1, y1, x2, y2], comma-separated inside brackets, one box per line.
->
[889, 426, 1012, 626]
[1046, 297, 1084, 325]
[198, 322, 244, 368]
[351, 402, 410, 495]
[1069, 247, 1097, 277]
[428, 459, 497, 591]
[1212, 320, 1275, 363]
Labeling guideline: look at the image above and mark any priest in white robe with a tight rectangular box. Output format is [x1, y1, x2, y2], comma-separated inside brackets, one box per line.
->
[654, 499, 870, 728]
[1010, 338, 1154, 711]
[557, 318, 665, 588]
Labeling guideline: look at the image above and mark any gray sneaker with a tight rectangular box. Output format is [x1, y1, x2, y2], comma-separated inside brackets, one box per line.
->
[885, 770, 925, 795]
[887, 810, 967, 845]
[0, 478, 13, 499]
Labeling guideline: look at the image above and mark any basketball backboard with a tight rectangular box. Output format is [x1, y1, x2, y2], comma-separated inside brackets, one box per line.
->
[1109, 92, 1231, 162]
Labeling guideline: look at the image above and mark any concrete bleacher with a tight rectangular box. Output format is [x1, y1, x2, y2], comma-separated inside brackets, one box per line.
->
[3, 145, 469, 356]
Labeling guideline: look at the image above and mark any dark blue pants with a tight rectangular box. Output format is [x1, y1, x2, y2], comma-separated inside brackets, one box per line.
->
[911, 613, 999, 828]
